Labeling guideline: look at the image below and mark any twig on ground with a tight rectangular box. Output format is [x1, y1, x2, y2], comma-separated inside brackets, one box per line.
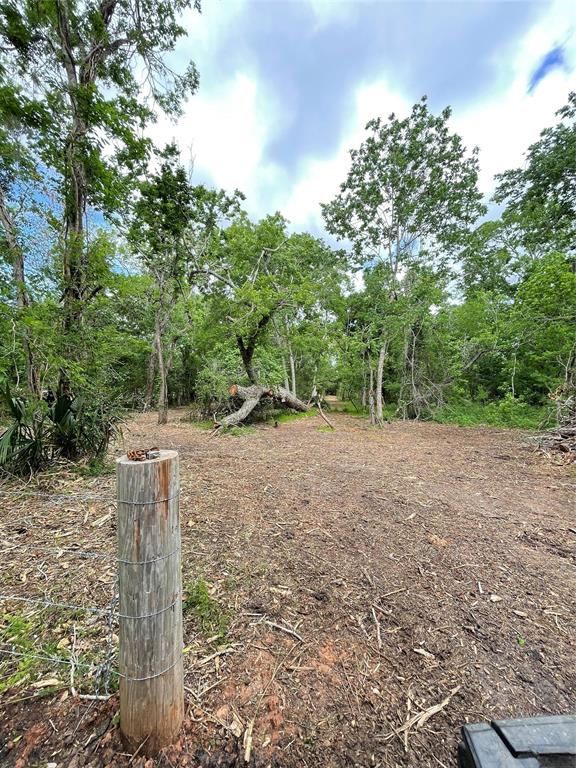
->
[371, 606, 382, 649]
[264, 620, 304, 643]
[243, 718, 254, 763]
[386, 686, 462, 744]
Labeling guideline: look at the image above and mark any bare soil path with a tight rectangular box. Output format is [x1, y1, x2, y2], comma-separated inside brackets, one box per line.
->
[1, 411, 575, 767]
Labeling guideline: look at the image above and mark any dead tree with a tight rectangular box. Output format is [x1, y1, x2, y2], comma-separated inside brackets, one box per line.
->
[215, 384, 308, 429]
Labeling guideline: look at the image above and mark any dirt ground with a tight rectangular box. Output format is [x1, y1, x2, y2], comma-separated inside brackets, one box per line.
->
[1, 410, 575, 768]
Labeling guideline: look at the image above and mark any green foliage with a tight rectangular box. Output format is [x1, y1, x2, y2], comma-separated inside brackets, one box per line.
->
[0, 385, 47, 471]
[194, 344, 246, 409]
[0, 0, 204, 411]
[433, 397, 548, 430]
[323, 97, 486, 419]
[183, 579, 229, 639]
[0, 610, 114, 695]
[202, 213, 345, 385]
[323, 95, 485, 267]
[0, 384, 123, 474]
[495, 92, 576, 256]
[1, 30, 574, 445]
[0, 614, 36, 694]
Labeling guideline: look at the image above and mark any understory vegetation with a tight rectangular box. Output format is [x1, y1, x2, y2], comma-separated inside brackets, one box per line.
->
[0, 0, 574, 472]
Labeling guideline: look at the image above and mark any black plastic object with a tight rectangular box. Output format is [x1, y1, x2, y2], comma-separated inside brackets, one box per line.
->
[458, 716, 576, 768]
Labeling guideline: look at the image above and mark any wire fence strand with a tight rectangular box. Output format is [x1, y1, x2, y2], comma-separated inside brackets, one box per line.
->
[0, 489, 115, 503]
[0, 648, 185, 683]
[1, 543, 112, 560]
[0, 593, 115, 615]
[0, 478, 184, 697]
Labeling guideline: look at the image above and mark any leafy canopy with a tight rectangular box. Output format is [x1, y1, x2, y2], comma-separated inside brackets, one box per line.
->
[494, 92, 576, 256]
[322, 96, 485, 274]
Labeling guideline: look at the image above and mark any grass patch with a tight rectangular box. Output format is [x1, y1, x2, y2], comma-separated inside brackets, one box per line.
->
[433, 398, 549, 430]
[190, 419, 214, 430]
[223, 425, 257, 437]
[274, 408, 318, 424]
[328, 400, 381, 418]
[326, 401, 397, 421]
[76, 456, 115, 477]
[329, 400, 363, 414]
[0, 610, 118, 696]
[183, 579, 229, 639]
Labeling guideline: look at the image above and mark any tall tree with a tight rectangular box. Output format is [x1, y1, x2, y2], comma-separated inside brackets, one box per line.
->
[0, 90, 48, 393]
[129, 145, 242, 423]
[129, 145, 193, 424]
[202, 214, 343, 386]
[323, 96, 485, 420]
[0, 0, 201, 391]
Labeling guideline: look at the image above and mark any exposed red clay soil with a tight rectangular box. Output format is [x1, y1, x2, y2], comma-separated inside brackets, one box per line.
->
[1, 410, 575, 767]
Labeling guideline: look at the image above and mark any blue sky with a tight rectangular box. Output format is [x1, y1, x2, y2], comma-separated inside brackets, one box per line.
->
[151, 0, 576, 238]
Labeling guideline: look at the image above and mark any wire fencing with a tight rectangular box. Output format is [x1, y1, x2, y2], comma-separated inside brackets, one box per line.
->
[1, 481, 187, 690]
[0, 488, 120, 700]
[2, 452, 188, 754]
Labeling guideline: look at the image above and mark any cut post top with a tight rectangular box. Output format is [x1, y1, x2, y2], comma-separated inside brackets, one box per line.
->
[117, 449, 178, 465]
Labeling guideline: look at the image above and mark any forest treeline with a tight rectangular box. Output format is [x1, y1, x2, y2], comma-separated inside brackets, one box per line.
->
[0, 1, 575, 471]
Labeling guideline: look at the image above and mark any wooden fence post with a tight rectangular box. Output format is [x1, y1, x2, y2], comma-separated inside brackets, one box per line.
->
[116, 450, 184, 755]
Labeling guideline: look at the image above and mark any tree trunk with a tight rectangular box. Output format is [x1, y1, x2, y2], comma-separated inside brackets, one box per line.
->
[236, 310, 277, 384]
[61, 82, 89, 334]
[375, 340, 389, 426]
[273, 324, 290, 391]
[398, 324, 423, 420]
[219, 385, 272, 427]
[0, 188, 39, 395]
[237, 337, 258, 384]
[275, 386, 308, 411]
[368, 361, 376, 426]
[58, 1, 113, 333]
[288, 344, 297, 398]
[156, 320, 168, 425]
[144, 345, 157, 410]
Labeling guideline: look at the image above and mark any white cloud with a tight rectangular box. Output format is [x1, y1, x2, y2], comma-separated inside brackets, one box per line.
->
[453, 0, 576, 195]
[282, 81, 410, 231]
[285, 0, 576, 231]
[147, 0, 292, 218]
[150, 70, 287, 217]
[176, 0, 248, 57]
[306, 0, 355, 30]
[150, 0, 575, 236]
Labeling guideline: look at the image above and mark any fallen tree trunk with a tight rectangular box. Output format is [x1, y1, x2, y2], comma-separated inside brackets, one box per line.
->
[216, 384, 308, 429]
[274, 386, 308, 412]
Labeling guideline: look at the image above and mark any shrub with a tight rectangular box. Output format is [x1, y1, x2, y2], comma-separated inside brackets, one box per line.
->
[496, 392, 530, 426]
[0, 383, 123, 474]
[433, 396, 548, 429]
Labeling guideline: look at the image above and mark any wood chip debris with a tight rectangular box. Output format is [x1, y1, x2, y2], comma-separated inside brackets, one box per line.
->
[386, 686, 461, 742]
